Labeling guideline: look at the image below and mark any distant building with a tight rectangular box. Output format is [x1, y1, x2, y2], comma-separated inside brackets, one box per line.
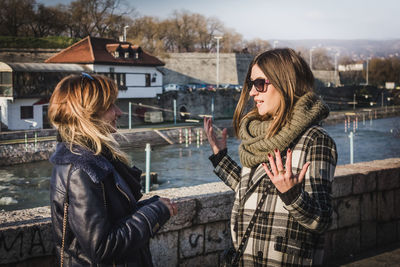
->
[46, 36, 165, 99]
[0, 63, 88, 130]
[338, 63, 364, 72]
[0, 36, 165, 130]
[385, 82, 395, 89]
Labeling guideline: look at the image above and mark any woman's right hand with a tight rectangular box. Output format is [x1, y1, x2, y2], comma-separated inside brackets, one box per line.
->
[203, 117, 227, 155]
[159, 197, 177, 217]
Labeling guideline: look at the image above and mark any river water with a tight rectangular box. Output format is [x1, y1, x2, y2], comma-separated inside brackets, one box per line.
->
[0, 116, 399, 211]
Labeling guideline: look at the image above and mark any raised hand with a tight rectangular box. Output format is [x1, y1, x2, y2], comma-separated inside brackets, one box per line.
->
[262, 148, 310, 193]
[159, 197, 178, 216]
[203, 117, 227, 155]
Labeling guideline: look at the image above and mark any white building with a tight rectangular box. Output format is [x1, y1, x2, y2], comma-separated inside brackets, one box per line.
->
[0, 62, 89, 130]
[0, 36, 165, 130]
[46, 36, 164, 99]
[338, 63, 364, 72]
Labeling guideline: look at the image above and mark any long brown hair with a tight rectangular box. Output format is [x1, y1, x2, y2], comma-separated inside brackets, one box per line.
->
[48, 74, 129, 164]
[233, 48, 314, 137]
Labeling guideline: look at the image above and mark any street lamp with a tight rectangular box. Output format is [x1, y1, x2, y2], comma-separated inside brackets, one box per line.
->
[334, 52, 340, 86]
[366, 59, 369, 85]
[123, 25, 129, 42]
[214, 36, 222, 89]
[309, 47, 316, 70]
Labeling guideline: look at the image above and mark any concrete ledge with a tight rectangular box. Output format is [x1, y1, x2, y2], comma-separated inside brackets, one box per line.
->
[0, 158, 400, 266]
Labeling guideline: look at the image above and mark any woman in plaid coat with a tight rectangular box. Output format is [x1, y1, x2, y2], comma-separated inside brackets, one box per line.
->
[204, 48, 337, 266]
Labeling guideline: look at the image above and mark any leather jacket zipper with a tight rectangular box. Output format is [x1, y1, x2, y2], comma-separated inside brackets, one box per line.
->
[116, 183, 132, 209]
[101, 183, 123, 267]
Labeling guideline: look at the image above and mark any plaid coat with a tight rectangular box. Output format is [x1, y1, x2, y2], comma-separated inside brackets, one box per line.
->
[213, 126, 337, 266]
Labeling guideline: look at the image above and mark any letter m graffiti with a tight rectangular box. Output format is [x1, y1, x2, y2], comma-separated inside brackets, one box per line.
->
[0, 231, 24, 259]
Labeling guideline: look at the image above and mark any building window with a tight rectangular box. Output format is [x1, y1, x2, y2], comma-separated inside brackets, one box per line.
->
[124, 52, 129, 58]
[21, 106, 33, 119]
[0, 72, 12, 85]
[145, 74, 151, 87]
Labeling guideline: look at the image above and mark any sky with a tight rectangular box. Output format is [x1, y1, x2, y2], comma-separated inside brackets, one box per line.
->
[37, 0, 400, 41]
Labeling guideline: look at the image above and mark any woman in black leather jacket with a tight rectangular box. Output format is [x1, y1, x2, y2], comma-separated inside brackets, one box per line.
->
[49, 73, 177, 266]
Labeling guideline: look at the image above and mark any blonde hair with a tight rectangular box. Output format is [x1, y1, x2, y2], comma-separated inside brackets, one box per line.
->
[233, 48, 314, 138]
[49, 74, 129, 164]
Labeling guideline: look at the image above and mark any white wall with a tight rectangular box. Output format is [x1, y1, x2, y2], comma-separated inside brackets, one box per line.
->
[4, 98, 44, 130]
[0, 98, 9, 129]
[90, 64, 163, 98]
[338, 63, 364, 72]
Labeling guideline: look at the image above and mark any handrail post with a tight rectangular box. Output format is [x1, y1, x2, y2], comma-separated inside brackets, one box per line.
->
[145, 143, 151, 193]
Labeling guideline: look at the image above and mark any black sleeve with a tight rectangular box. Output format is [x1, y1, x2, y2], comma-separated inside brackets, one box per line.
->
[277, 183, 302, 205]
[208, 148, 228, 168]
[67, 169, 170, 263]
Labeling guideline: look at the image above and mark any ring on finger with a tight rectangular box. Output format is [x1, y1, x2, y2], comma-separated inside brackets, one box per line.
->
[278, 170, 286, 175]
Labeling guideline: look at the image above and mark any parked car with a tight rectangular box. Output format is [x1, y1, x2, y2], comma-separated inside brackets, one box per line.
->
[163, 83, 181, 92]
[186, 83, 206, 91]
[229, 84, 243, 91]
[219, 83, 231, 89]
[179, 85, 190, 92]
[206, 84, 216, 91]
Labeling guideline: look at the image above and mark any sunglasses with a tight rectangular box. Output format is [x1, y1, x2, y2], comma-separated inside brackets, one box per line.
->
[247, 78, 271, 92]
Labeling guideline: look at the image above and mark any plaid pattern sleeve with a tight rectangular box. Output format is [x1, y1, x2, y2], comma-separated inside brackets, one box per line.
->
[213, 154, 242, 191]
[284, 127, 337, 234]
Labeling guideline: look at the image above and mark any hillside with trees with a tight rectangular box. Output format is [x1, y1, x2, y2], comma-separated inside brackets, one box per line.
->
[1, 0, 399, 86]
[0, 0, 271, 55]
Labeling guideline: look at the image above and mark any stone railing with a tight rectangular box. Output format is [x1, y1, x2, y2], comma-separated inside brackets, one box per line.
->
[0, 158, 400, 266]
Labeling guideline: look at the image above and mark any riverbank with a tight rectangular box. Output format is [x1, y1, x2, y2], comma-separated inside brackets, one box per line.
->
[0, 106, 399, 166]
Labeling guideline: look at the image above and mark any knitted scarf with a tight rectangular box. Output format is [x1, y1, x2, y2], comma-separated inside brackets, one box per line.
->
[238, 92, 329, 167]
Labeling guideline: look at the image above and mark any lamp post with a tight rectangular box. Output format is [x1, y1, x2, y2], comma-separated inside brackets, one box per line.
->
[273, 40, 278, 49]
[214, 36, 222, 89]
[366, 59, 369, 85]
[123, 25, 129, 42]
[334, 52, 340, 86]
[309, 47, 315, 70]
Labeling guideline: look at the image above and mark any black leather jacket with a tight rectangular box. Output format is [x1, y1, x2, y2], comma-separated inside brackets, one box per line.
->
[50, 143, 170, 266]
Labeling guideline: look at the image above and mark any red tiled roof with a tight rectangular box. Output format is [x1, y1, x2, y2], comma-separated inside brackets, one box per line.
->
[45, 36, 164, 66]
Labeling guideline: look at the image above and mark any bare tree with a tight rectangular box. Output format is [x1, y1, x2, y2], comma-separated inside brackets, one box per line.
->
[244, 38, 271, 55]
[312, 48, 334, 70]
[28, 4, 69, 37]
[338, 55, 356, 65]
[0, 0, 35, 36]
[67, 0, 134, 38]
[368, 57, 400, 86]
[220, 29, 244, 53]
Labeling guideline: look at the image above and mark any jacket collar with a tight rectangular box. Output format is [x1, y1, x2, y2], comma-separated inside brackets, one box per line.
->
[50, 142, 113, 183]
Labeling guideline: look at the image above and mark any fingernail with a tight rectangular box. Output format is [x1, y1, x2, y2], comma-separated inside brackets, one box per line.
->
[288, 148, 291, 153]
[268, 153, 271, 157]
[274, 148, 278, 153]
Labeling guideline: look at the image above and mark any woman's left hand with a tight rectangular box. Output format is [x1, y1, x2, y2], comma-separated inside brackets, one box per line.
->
[262, 148, 310, 193]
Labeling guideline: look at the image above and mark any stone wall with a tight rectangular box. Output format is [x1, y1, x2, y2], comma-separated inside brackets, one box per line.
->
[0, 49, 60, 63]
[0, 158, 399, 266]
[160, 53, 253, 86]
[159, 90, 241, 122]
[313, 70, 341, 87]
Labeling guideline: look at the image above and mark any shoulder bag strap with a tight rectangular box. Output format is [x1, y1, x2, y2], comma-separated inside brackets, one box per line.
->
[60, 166, 73, 267]
[232, 180, 269, 265]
